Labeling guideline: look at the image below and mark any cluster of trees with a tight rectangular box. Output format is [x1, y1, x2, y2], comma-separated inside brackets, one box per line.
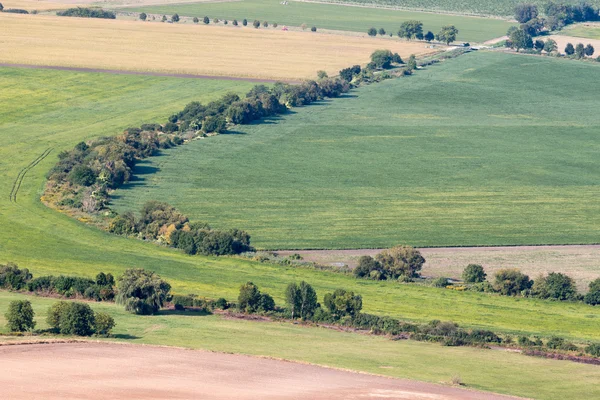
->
[1, 263, 115, 301]
[4, 299, 114, 336]
[56, 7, 116, 19]
[354, 246, 425, 280]
[368, 49, 403, 69]
[564, 42, 595, 57]
[367, 21, 458, 45]
[508, 27, 595, 57]
[516, 3, 599, 31]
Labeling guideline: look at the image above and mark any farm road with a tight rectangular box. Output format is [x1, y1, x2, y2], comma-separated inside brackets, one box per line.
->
[0, 342, 523, 400]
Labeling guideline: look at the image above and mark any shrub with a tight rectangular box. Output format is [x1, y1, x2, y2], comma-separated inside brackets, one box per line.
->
[3, 8, 28, 13]
[68, 165, 96, 186]
[213, 18, 219, 23]
[213, 297, 229, 309]
[462, 264, 486, 283]
[232, 19, 238, 26]
[203, 16, 209, 24]
[242, 18, 247, 26]
[378, 27, 386, 36]
[115, 268, 171, 315]
[161, 15, 167, 22]
[370, 49, 395, 69]
[432, 277, 450, 288]
[584, 278, 600, 305]
[532, 272, 578, 300]
[368, 27, 377, 36]
[108, 212, 137, 235]
[5, 300, 36, 332]
[262, 20, 268, 27]
[544, 39, 557, 53]
[238, 282, 273, 313]
[0, 3, 3, 11]
[311, 26, 317, 32]
[93, 312, 115, 336]
[323, 289, 362, 318]
[202, 115, 226, 133]
[171, 13, 179, 22]
[253, 20, 260, 28]
[493, 269, 533, 296]
[0, 263, 32, 290]
[339, 65, 361, 82]
[139, 12, 147, 21]
[585, 343, 600, 357]
[375, 245, 425, 279]
[575, 43, 585, 58]
[58, 302, 95, 336]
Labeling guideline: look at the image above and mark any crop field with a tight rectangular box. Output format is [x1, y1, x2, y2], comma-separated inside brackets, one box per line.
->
[560, 23, 600, 40]
[0, 13, 435, 80]
[126, 0, 514, 43]
[1, 291, 600, 400]
[291, 0, 600, 17]
[113, 51, 600, 250]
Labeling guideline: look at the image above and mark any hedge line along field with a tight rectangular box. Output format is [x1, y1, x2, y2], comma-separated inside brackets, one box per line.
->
[1, 64, 600, 344]
[1, 292, 600, 400]
[112, 51, 600, 250]
[0, 13, 435, 81]
[126, 0, 514, 43]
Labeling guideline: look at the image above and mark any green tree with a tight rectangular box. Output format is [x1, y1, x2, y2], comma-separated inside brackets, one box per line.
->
[509, 28, 533, 51]
[5, 300, 35, 332]
[370, 49, 394, 69]
[406, 54, 417, 72]
[585, 44, 595, 56]
[68, 165, 96, 186]
[139, 12, 147, 21]
[193, 16, 199, 23]
[0, 263, 32, 290]
[93, 312, 115, 336]
[436, 25, 459, 45]
[375, 245, 425, 279]
[161, 15, 167, 22]
[47, 301, 71, 330]
[285, 282, 301, 319]
[263, 20, 268, 27]
[493, 269, 533, 296]
[202, 115, 226, 133]
[354, 255, 381, 279]
[323, 289, 362, 318]
[378, 27, 386, 36]
[311, 26, 317, 32]
[233, 19, 238, 26]
[253, 20, 260, 28]
[115, 268, 171, 315]
[171, 13, 179, 22]
[534, 39, 544, 51]
[242, 18, 247, 26]
[203, 16, 209, 24]
[584, 278, 600, 305]
[238, 281, 261, 312]
[514, 3, 538, 23]
[398, 20, 423, 40]
[565, 42, 575, 55]
[575, 43, 585, 58]
[317, 70, 328, 79]
[298, 281, 318, 319]
[424, 31, 434, 42]
[367, 27, 377, 36]
[532, 272, 578, 300]
[544, 39, 557, 53]
[462, 264, 486, 283]
[59, 302, 95, 336]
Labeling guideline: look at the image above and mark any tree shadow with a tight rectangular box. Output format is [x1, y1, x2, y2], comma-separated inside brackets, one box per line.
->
[112, 333, 141, 340]
[155, 309, 213, 317]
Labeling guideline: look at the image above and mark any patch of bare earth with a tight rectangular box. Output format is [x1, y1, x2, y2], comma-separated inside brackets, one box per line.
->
[548, 35, 600, 56]
[277, 245, 600, 291]
[0, 342, 522, 399]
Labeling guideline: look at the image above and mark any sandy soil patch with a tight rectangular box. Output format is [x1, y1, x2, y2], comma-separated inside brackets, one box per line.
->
[0, 342, 521, 399]
[0, 13, 439, 80]
[277, 245, 600, 291]
[548, 35, 600, 57]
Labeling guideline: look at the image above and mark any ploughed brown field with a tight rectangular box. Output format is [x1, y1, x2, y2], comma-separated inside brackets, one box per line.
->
[0, 13, 438, 80]
[0, 342, 521, 399]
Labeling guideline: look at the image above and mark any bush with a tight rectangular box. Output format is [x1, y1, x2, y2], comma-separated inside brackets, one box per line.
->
[432, 277, 450, 288]
[171, 13, 179, 22]
[202, 115, 226, 133]
[115, 268, 171, 315]
[584, 278, 600, 305]
[68, 165, 96, 186]
[368, 27, 377, 36]
[262, 20, 268, 27]
[233, 19, 238, 26]
[58, 302, 95, 336]
[375, 245, 425, 279]
[585, 343, 600, 357]
[203, 16, 209, 24]
[339, 65, 361, 82]
[93, 312, 115, 336]
[213, 297, 229, 309]
[311, 26, 317, 32]
[56, 7, 115, 19]
[139, 12, 147, 21]
[242, 18, 247, 26]
[0, 263, 32, 290]
[238, 282, 274, 313]
[370, 49, 395, 69]
[5, 300, 36, 332]
[493, 269, 533, 296]
[323, 289, 362, 318]
[253, 20, 260, 28]
[532, 272, 578, 300]
[462, 264, 486, 283]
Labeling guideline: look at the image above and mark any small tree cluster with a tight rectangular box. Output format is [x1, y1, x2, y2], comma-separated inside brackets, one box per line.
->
[237, 282, 275, 313]
[115, 268, 171, 315]
[47, 301, 114, 336]
[354, 246, 425, 280]
[285, 281, 318, 320]
[369, 49, 403, 69]
[398, 20, 423, 40]
[56, 7, 115, 19]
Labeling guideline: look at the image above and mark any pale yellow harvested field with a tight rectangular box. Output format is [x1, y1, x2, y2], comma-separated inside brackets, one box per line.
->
[0, 14, 438, 80]
[549, 34, 599, 57]
[1, 0, 82, 11]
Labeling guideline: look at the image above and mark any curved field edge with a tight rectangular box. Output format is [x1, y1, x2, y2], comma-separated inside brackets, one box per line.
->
[1, 64, 599, 343]
[123, 0, 515, 43]
[0, 291, 599, 400]
[111, 51, 600, 250]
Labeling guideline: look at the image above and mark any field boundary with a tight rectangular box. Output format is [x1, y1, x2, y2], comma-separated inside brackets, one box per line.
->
[9, 148, 53, 203]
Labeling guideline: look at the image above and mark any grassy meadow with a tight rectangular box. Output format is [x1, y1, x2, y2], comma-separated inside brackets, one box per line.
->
[113, 51, 600, 250]
[1, 291, 600, 400]
[559, 23, 600, 40]
[126, 0, 514, 43]
[0, 13, 436, 80]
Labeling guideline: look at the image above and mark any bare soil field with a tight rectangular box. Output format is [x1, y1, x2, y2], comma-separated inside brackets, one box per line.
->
[0, 13, 438, 80]
[0, 0, 232, 10]
[548, 34, 600, 57]
[278, 245, 600, 291]
[0, 342, 521, 399]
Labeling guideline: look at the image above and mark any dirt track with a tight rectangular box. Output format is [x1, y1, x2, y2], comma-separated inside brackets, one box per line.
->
[0, 342, 521, 399]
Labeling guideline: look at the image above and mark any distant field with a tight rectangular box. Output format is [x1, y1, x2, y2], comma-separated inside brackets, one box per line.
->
[113, 51, 600, 250]
[1, 291, 600, 400]
[0, 13, 435, 80]
[293, 0, 600, 17]
[0, 0, 82, 10]
[548, 34, 600, 56]
[126, 0, 514, 43]
[555, 23, 600, 40]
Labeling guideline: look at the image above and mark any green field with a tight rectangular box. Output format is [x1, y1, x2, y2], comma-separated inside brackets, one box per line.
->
[560, 24, 600, 40]
[1, 291, 599, 400]
[1, 61, 599, 345]
[112, 51, 600, 250]
[125, 0, 514, 43]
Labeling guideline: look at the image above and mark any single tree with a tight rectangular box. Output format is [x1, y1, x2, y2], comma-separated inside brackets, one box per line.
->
[323, 289, 362, 318]
[534, 39, 545, 51]
[139, 12, 147, 21]
[544, 39, 557, 53]
[242, 18, 248, 26]
[509, 28, 533, 51]
[317, 70, 328, 79]
[575, 43, 585, 58]
[424, 31, 434, 42]
[564, 42, 575, 55]
[311, 26, 317, 32]
[514, 3, 538, 23]
[263, 20, 268, 27]
[0, 3, 4, 11]
[436, 25, 459, 45]
[223, 20, 228, 25]
[253, 20, 260, 28]
[193, 16, 199, 23]
[161, 15, 167, 22]
[232, 19, 238, 26]
[238, 282, 262, 312]
[47, 301, 71, 330]
[273, 22, 278, 28]
[369, 49, 395, 69]
[532, 272, 578, 300]
[115, 268, 171, 315]
[406, 54, 417, 72]
[398, 20, 423, 40]
[59, 302, 95, 336]
[93, 312, 115, 336]
[463, 264, 487, 283]
[367, 27, 377, 36]
[298, 281, 318, 320]
[5, 300, 35, 332]
[171, 13, 179, 22]
[203, 16, 209, 24]
[375, 245, 425, 278]
[585, 43, 595, 56]
[285, 282, 301, 319]
[584, 278, 600, 305]
[493, 269, 533, 296]
[378, 27, 386, 36]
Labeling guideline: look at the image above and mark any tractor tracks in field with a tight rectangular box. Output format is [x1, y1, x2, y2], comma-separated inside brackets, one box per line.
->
[9, 148, 53, 203]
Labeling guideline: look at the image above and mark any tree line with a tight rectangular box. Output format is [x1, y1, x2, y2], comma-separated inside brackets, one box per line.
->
[367, 20, 459, 45]
[56, 7, 116, 19]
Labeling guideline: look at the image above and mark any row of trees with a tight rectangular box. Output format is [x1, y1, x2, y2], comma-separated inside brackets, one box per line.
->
[138, 13, 318, 31]
[507, 26, 596, 57]
[354, 246, 425, 280]
[56, 7, 116, 19]
[4, 299, 114, 336]
[367, 21, 459, 45]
